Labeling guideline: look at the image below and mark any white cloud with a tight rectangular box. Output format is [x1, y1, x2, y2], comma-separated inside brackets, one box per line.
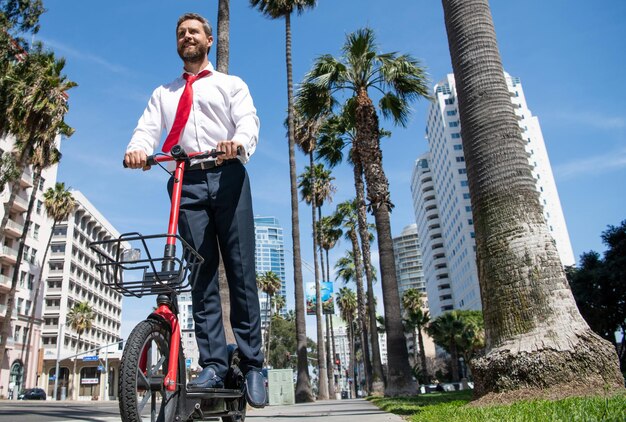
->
[553, 110, 626, 130]
[39, 38, 130, 74]
[554, 148, 626, 180]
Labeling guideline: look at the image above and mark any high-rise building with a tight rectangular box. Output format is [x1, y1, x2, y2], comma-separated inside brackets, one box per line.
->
[393, 223, 426, 302]
[254, 216, 287, 325]
[411, 72, 575, 318]
[0, 134, 60, 396]
[39, 190, 124, 400]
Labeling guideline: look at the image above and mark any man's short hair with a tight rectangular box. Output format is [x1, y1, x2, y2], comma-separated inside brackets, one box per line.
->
[177, 13, 212, 37]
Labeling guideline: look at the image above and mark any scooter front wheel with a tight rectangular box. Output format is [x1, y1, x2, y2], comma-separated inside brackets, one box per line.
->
[119, 319, 183, 422]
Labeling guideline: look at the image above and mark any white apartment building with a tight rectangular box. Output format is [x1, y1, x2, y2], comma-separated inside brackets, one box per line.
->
[411, 72, 575, 318]
[39, 190, 123, 400]
[0, 134, 60, 398]
[393, 223, 426, 301]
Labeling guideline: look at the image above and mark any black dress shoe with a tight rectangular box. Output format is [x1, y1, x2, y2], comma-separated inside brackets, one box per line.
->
[188, 366, 224, 389]
[245, 369, 267, 408]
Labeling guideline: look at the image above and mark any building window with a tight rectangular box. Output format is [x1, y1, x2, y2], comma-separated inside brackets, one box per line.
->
[33, 224, 40, 240]
[36, 200, 43, 215]
[446, 110, 457, 116]
[456, 156, 465, 162]
[458, 169, 467, 174]
[463, 193, 470, 199]
[461, 181, 468, 187]
[449, 121, 459, 127]
[453, 143, 462, 150]
[39, 177, 45, 191]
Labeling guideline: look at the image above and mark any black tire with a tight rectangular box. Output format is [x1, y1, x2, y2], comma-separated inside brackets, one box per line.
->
[119, 319, 182, 422]
[222, 346, 246, 422]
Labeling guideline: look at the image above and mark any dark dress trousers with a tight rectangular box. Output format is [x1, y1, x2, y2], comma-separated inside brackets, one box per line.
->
[168, 160, 264, 377]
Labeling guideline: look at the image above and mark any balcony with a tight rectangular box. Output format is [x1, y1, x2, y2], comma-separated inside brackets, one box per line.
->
[4, 219, 24, 238]
[19, 170, 34, 188]
[0, 274, 11, 292]
[0, 245, 18, 264]
[9, 195, 29, 213]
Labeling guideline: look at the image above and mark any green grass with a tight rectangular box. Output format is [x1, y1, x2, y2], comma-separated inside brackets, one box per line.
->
[368, 391, 626, 421]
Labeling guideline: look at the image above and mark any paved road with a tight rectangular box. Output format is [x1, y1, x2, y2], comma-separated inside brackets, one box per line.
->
[0, 398, 402, 422]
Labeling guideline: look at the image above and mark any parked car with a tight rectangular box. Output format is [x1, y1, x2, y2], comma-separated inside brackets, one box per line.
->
[18, 388, 46, 400]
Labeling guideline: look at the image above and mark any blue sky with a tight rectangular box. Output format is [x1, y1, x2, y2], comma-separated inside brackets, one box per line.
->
[33, 1, 626, 339]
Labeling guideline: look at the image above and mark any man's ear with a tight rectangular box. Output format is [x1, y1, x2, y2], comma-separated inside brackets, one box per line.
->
[207, 35, 214, 48]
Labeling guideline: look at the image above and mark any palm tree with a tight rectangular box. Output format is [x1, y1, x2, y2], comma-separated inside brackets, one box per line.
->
[0, 46, 76, 374]
[300, 29, 429, 394]
[314, 113, 387, 392]
[317, 214, 342, 393]
[274, 294, 286, 315]
[66, 301, 95, 400]
[216, 0, 229, 73]
[334, 200, 372, 393]
[257, 271, 282, 363]
[402, 289, 431, 384]
[20, 183, 75, 383]
[426, 311, 465, 383]
[297, 162, 336, 398]
[248, 0, 317, 402]
[440, 0, 622, 397]
[336, 287, 357, 399]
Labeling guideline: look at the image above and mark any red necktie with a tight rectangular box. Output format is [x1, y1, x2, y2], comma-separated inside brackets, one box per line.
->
[162, 70, 211, 152]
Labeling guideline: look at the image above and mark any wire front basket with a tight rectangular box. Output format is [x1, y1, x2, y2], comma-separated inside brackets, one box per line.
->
[89, 232, 203, 298]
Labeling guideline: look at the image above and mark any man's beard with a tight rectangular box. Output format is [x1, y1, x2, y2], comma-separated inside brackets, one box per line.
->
[177, 42, 209, 63]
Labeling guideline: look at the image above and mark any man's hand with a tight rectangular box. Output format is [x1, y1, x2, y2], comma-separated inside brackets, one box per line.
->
[124, 150, 151, 170]
[216, 140, 243, 164]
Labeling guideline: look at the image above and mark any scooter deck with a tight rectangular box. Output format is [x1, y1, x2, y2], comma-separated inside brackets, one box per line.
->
[185, 387, 243, 399]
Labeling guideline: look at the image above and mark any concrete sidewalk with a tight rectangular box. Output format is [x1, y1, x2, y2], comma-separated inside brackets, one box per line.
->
[247, 398, 404, 421]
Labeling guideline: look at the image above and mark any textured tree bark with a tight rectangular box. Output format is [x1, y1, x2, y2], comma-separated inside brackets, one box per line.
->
[353, 158, 385, 394]
[441, 0, 624, 399]
[284, 12, 314, 403]
[354, 87, 415, 396]
[216, 0, 229, 74]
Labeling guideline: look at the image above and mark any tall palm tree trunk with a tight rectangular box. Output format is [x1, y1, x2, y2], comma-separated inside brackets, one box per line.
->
[329, 311, 337, 390]
[265, 294, 274, 361]
[441, 0, 622, 397]
[347, 230, 371, 394]
[21, 215, 57, 384]
[417, 328, 429, 384]
[412, 330, 418, 369]
[347, 319, 356, 399]
[353, 157, 385, 393]
[215, 0, 235, 347]
[354, 88, 415, 396]
[71, 333, 81, 400]
[0, 168, 40, 377]
[325, 314, 335, 398]
[284, 12, 313, 403]
[310, 154, 329, 400]
[216, 0, 230, 73]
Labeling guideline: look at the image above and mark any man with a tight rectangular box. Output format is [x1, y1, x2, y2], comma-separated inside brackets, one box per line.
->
[124, 13, 266, 408]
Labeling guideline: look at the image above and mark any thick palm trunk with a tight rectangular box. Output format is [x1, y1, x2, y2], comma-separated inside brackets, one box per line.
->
[412, 330, 418, 368]
[216, 0, 229, 74]
[417, 328, 430, 384]
[441, 0, 623, 398]
[21, 217, 57, 384]
[449, 340, 460, 383]
[0, 168, 40, 377]
[354, 88, 415, 396]
[353, 157, 385, 393]
[348, 230, 371, 394]
[311, 154, 329, 400]
[285, 13, 313, 403]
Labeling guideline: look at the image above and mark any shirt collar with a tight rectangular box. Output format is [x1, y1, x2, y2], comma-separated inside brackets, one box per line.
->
[182, 62, 214, 77]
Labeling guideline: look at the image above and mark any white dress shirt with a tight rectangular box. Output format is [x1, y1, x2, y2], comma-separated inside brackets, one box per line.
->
[127, 62, 259, 164]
